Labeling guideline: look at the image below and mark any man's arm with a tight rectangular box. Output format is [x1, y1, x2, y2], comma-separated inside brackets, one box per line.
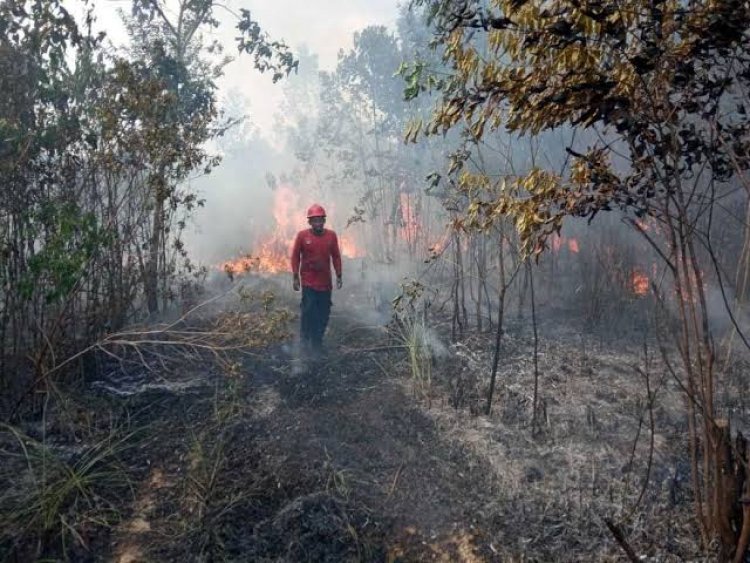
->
[290, 233, 302, 291]
[331, 232, 342, 289]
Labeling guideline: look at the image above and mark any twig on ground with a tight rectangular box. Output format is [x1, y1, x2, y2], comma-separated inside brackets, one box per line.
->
[604, 518, 640, 563]
[387, 462, 405, 498]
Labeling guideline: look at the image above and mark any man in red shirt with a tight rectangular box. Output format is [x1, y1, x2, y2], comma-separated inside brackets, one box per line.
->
[291, 204, 342, 354]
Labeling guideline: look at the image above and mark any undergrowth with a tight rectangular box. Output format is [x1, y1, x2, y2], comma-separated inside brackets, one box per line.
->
[0, 418, 136, 559]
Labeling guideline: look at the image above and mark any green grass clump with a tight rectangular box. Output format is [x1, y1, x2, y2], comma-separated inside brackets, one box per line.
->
[0, 423, 135, 558]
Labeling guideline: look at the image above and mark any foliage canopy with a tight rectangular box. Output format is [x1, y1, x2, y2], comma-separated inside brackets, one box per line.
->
[407, 0, 750, 255]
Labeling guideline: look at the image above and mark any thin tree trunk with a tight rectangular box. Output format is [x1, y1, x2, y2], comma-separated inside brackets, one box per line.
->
[486, 232, 508, 415]
[482, 235, 493, 329]
[457, 234, 468, 331]
[663, 194, 709, 543]
[734, 432, 750, 563]
[146, 189, 165, 315]
[451, 231, 462, 341]
[529, 262, 540, 434]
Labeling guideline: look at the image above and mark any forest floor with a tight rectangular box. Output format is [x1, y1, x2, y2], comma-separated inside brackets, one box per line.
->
[3, 276, 741, 561]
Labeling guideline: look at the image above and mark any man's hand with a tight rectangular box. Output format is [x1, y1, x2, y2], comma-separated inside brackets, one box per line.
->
[293, 274, 300, 292]
[336, 275, 343, 290]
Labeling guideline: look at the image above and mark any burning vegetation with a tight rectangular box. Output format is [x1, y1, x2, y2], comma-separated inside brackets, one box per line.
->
[631, 270, 650, 296]
[220, 185, 364, 277]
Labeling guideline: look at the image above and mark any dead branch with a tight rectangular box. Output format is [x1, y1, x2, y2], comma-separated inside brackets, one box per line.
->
[603, 518, 640, 563]
[8, 286, 290, 421]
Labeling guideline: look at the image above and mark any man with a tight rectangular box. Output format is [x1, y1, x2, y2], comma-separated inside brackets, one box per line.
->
[291, 204, 342, 354]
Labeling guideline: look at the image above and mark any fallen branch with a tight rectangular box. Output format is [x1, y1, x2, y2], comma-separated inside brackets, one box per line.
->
[8, 285, 291, 421]
[604, 518, 639, 563]
[387, 462, 405, 498]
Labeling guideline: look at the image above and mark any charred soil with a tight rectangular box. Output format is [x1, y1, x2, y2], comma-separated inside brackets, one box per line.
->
[2, 287, 738, 561]
[102, 306, 501, 562]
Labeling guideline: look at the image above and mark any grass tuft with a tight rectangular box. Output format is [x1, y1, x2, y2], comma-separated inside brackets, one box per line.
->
[0, 422, 136, 558]
[392, 311, 434, 401]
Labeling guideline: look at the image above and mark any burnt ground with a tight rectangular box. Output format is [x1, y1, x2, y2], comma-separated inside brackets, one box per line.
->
[101, 306, 503, 563]
[3, 283, 742, 562]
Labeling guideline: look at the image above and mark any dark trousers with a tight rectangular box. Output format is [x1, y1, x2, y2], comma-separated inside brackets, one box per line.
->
[300, 287, 332, 349]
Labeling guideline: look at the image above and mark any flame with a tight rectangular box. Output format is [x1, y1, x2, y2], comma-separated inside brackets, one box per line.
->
[340, 234, 365, 258]
[632, 271, 649, 295]
[551, 234, 580, 253]
[218, 184, 364, 276]
[221, 255, 258, 276]
[220, 235, 291, 276]
[400, 193, 418, 233]
[428, 241, 442, 254]
[429, 234, 449, 254]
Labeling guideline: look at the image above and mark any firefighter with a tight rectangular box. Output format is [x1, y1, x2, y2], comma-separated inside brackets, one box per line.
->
[291, 204, 342, 355]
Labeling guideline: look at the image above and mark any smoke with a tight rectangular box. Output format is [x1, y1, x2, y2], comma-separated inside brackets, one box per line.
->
[183, 104, 282, 265]
[176, 10, 749, 353]
[695, 278, 750, 346]
[179, 54, 447, 331]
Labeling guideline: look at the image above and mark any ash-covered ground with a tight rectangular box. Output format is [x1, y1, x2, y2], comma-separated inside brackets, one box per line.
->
[3, 273, 745, 562]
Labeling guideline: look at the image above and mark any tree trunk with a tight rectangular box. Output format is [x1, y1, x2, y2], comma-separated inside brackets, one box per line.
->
[529, 262, 540, 434]
[734, 432, 750, 562]
[715, 420, 739, 560]
[486, 231, 508, 415]
[145, 189, 165, 315]
[457, 234, 468, 330]
[736, 199, 750, 304]
[451, 233, 460, 341]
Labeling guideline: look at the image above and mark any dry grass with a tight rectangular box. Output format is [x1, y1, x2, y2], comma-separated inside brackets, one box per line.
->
[1, 284, 294, 561]
[0, 420, 136, 557]
[391, 309, 442, 402]
[403, 322, 706, 561]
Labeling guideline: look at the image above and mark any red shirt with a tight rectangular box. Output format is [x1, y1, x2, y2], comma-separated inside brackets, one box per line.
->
[290, 228, 342, 291]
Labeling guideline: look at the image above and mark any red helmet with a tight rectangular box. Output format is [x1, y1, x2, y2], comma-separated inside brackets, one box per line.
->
[306, 204, 326, 218]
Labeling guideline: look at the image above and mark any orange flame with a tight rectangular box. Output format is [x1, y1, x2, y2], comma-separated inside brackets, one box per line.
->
[221, 255, 258, 276]
[220, 238, 291, 276]
[219, 184, 364, 276]
[400, 192, 420, 243]
[632, 271, 649, 295]
[340, 234, 365, 258]
[428, 232, 451, 255]
[551, 234, 580, 253]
